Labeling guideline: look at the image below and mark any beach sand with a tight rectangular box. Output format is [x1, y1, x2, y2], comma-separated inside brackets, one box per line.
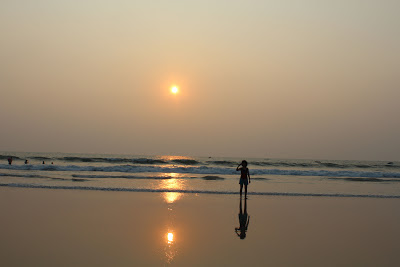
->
[1, 187, 400, 266]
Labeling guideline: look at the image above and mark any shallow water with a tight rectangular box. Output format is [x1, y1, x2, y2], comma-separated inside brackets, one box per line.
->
[1, 152, 400, 198]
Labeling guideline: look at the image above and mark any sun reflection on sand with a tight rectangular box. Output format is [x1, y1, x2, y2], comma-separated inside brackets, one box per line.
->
[167, 232, 174, 244]
[158, 173, 186, 264]
[164, 192, 181, 204]
[164, 230, 177, 264]
[155, 172, 188, 263]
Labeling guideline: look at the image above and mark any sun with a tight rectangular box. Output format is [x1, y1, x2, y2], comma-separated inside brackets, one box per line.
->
[171, 86, 179, 94]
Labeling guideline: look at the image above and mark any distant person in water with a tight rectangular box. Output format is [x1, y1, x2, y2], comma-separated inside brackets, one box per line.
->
[42, 161, 45, 164]
[235, 196, 250, 239]
[25, 160, 29, 164]
[8, 157, 13, 165]
[236, 160, 250, 198]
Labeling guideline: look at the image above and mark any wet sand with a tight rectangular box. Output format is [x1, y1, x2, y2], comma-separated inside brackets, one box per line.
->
[1, 187, 400, 266]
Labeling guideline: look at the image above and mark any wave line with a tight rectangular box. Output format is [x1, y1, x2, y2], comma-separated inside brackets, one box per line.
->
[1, 183, 399, 199]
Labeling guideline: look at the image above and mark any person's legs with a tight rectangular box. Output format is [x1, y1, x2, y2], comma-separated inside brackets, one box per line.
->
[244, 184, 248, 198]
[240, 183, 243, 196]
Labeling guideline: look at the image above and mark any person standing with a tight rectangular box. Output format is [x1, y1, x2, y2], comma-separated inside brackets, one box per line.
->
[236, 160, 250, 198]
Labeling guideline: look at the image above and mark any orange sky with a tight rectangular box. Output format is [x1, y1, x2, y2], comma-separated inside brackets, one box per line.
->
[1, 0, 399, 160]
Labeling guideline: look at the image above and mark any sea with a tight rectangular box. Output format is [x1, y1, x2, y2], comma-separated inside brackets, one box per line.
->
[1, 152, 400, 199]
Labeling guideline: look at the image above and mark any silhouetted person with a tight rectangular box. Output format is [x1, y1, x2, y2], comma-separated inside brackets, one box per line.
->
[237, 160, 251, 198]
[25, 160, 29, 164]
[235, 196, 250, 239]
[8, 157, 13, 165]
[42, 161, 45, 164]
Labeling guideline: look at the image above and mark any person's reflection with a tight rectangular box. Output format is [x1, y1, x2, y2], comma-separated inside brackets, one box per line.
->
[235, 196, 250, 239]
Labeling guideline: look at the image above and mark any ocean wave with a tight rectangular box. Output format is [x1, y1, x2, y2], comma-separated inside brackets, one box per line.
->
[71, 174, 172, 179]
[2, 164, 400, 179]
[31, 156, 52, 160]
[4, 154, 398, 171]
[1, 183, 399, 199]
[327, 177, 400, 183]
[252, 161, 400, 170]
[59, 156, 195, 165]
[202, 176, 225, 180]
[60, 156, 133, 163]
[0, 155, 22, 160]
[132, 158, 167, 164]
[62, 156, 101, 162]
[319, 162, 346, 168]
[252, 161, 317, 168]
[0, 173, 51, 179]
[207, 160, 237, 166]
[171, 159, 199, 165]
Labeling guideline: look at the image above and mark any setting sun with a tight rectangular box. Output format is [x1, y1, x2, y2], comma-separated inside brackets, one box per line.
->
[171, 86, 179, 94]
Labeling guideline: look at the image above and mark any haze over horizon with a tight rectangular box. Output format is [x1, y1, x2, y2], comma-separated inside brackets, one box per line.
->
[1, 1, 399, 161]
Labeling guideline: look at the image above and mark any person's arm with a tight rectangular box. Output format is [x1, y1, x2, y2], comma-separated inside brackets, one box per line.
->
[236, 163, 241, 171]
[248, 169, 251, 183]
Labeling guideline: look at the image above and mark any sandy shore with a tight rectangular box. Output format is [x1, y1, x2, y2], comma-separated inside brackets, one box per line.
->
[1, 187, 400, 266]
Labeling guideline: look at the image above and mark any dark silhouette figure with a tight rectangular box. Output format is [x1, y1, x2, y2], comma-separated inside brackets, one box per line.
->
[8, 157, 13, 165]
[42, 161, 45, 164]
[236, 160, 251, 198]
[235, 196, 250, 239]
[25, 160, 29, 164]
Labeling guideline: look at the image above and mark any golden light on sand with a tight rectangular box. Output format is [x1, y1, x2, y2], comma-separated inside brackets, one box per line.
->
[164, 230, 177, 263]
[171, 86, 179, 94]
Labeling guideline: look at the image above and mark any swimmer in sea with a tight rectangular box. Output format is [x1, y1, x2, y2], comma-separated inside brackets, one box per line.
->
[236, 160, 251, 198]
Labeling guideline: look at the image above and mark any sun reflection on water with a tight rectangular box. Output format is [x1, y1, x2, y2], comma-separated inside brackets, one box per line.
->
[158, 173, 187, 204]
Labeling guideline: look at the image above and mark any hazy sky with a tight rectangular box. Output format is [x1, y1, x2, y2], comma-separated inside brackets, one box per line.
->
[1, 0, 399, 160]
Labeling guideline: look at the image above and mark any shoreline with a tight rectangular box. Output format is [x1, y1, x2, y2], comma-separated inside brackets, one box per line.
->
[1, 182, 400, 199]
